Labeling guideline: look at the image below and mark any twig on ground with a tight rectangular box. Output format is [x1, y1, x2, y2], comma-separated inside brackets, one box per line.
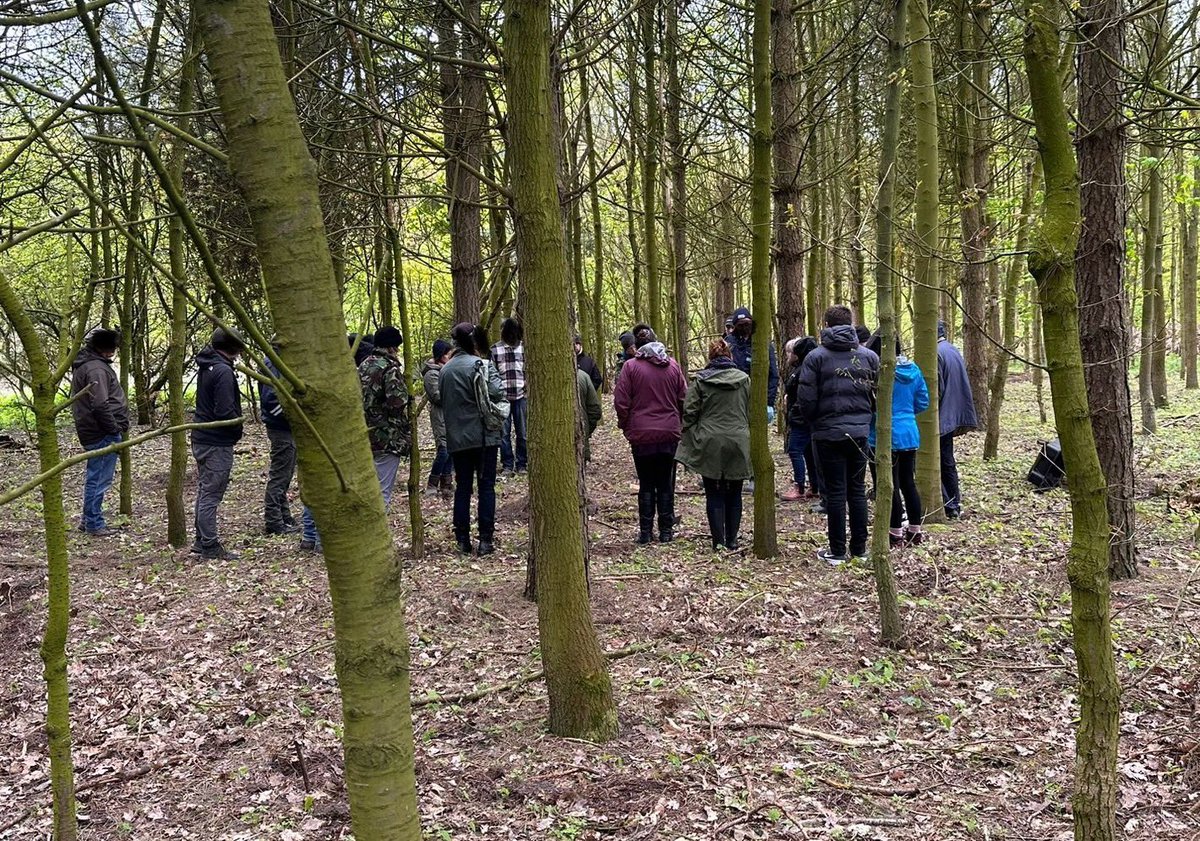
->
[477, 603, 512, 623]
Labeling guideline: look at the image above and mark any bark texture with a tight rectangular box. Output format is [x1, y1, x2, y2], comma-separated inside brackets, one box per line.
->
[772, 0, 805, 341]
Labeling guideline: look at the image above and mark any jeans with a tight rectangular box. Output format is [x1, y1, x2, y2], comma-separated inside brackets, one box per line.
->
[301, 505, 322, 551]
[815, 436, 870, 558]
[374, 452, 403, 508]
[940, 434, 961, 515]
[82, 433, 121, 532]
[428, 444, 454, 484]
[264, 426, 296, 528]
[499, 397, 528, 471]
[453, 446, 498, 542]
[702, 477, 743, 547]
[787, 425, 822, 492]
[193, 443, 234, 549]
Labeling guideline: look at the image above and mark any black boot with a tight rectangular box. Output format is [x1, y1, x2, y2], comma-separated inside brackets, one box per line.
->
[657, 490, 675, 543]
[725, 486, 743, 550]
[705, 486, 726, 550]
[637, 491, 655, 544]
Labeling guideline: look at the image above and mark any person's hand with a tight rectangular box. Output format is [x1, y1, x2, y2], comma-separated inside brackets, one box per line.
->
[766, 405, 776, 424]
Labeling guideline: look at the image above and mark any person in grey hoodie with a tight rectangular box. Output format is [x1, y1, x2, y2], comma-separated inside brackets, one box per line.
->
[71, 327, 129, 536]
[796, 305, 879, 565]
[422, 338, 454, 499]
[191, 326, 246, 560]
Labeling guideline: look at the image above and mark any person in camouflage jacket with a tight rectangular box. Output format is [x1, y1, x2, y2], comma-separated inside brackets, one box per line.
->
[359, 326, 410, 508]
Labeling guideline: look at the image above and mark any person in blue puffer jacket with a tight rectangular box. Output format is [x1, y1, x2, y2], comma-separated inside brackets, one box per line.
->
[867, 334, 930, 548]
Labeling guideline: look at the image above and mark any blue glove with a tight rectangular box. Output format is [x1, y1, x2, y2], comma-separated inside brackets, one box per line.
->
[766, 405, 776, 424]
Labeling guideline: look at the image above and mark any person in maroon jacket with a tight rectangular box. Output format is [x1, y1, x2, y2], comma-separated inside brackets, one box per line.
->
[614, 324, 688, 544]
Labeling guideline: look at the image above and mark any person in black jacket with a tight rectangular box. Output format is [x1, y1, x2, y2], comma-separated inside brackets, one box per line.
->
[796, 305, 879, 565]
[191, 326, 246, 559]
[725, 305, 779, 417]
[575, 335, 603, 391]
[259, 345, 298, 536]
[70, 327, 129, 536]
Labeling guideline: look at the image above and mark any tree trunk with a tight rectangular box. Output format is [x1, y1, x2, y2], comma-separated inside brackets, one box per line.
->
[1184, 160, 1199, 389]
[909, 0, 942, 519]
[1152, 229, 1169, 407]
[666, 0, 688, 373]
[641, 0, 662, 335]
[503, 0, 619, 741]
[772, 0, 805, 341]
[869, 0, 909, 648]
[194, 2, 421, 836]
[1022, 7, 1121, 839]
[715, 181, 736, 328]
[581, 70, 606, 377]
[984, 157, 1038, 460]
[625, 29, 643, 323]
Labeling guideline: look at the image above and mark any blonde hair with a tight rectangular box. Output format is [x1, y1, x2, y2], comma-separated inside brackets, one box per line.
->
[709, 340, 732, 360]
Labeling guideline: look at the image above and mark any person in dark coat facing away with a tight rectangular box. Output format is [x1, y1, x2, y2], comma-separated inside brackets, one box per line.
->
[259, 343, 299, 535]
[191, 326, 246, 560]
[796, 305, 879, 565]
[575, 335, 604, 391]
[614, 324, 688, 544]
[614, 331, 636, 382]
[936, 321, 978, 518]
[676, 341, 753, 550]
[725, 305, 779, 411]
[71, 327, 130, 536]
[780, 336, 822, 503]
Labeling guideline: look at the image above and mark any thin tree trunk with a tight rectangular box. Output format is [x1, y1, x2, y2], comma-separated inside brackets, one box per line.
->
[194, 2, 421, 836]
[869, 0, 909, 648]
[503, 0, 619, 741]
[1022, 6, 1121, 838]
[666, 0, 688, 373]
[641, 0, 662, 335]
[626, 29, 644, 322]
[1184, 161, 1199, 388]
[909, 0, 942, 518]
[581, 70, 606, 376]
[715, 181, 736, 327]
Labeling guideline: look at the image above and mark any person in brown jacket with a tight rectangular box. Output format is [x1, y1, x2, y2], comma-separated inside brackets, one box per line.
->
[71, 327, 129, 536]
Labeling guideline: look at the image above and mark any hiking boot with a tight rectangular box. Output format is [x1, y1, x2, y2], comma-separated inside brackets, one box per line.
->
[817, 549, 848, 567]
[477, 540, 495, 556]
[439, 474, 454, 500]
[725, 537, 740, 551]
[455, 537, 473, 555]
[86, 527, 116, 538]
[905, 527, 924, 546]
[298, 538, 318, 553]
[779, 483, 803, 502]
[198, 543, 236, 561]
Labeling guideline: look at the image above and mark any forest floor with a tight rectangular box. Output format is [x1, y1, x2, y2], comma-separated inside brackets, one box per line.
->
[2, 376, 1199, 841]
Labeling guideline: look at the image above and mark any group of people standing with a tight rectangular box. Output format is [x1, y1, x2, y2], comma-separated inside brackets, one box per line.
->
[68, 302, 972, 566]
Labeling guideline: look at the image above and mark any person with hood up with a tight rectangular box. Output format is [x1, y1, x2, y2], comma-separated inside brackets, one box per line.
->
[614, 324, 688, 544]
[867, 334, 930, 547]
[191, 326, 246, 560]
[676, 340, 752, 550]
[422, 338, 455, 499]
[259, 341, 299, 535]
[490, 317, 527, 474]
[71, 326, 130, 536]
[613, 331, 636, 383]
[937, 321, 978, 519]
[577, 365, 603, 462]
[780, 336, 822, 503]
[441, 322, 505, 555]
[348, 332, 376, 367]
[358, 325, 410, 508]
[796, 305, 879, 566]
[575, 335, 604, 391]
[725, 306, 779, 412]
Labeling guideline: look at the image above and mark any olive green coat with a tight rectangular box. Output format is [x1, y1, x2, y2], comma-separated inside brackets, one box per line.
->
[675, 363, 753, 481]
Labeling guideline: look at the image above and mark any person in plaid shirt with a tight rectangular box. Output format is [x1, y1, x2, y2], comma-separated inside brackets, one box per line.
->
[490, 317, 527, 473]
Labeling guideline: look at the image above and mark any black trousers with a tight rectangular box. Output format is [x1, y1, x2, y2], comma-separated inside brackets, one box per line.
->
[940, 434, 961, 515]
[702, 477, 743, 547]
[815, 436, 870, 557]
[890, 449, 922, 529]
[633, 450, 676, 531]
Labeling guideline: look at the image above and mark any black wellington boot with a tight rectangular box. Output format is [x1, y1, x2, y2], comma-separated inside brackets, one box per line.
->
[706, 489, 726, 550]
[725, 487, 743, 550]
[637, 491, 655, 544]
[657, 490, 675, 543]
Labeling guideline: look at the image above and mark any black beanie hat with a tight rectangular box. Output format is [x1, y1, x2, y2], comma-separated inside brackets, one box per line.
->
[432, 338, 452, 360]
[87, 327, 120, 353]
[211, 326, 246, 353]
[373, 325, 403, 349]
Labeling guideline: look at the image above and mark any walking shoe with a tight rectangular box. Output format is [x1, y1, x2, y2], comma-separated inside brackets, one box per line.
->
[637, 530, 654, 545]
[439, 474, 454, 500]
[477, 540, 495, 556]
[455, 537, 473, 555]
[810, 499, 827, 515]
[725, 537, 740, 551]
[198, 543, 236, 561]
[423, 482, 440, 497]
[298, 538, 318, 553]
[946, 508, 962, 520]
[743, 480, 756, 495]
[265, 523, 301, 536]
[779, 483, 803, 502]
[86, 527, 116, 538]
[817, 549, 849, 567]
[658, 529, 673, 544]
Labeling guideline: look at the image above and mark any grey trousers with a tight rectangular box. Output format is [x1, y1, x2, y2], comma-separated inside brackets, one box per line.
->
[374, 452, 403, 508]
[193, 443, 233, 549]
[264, 426, 297, 527]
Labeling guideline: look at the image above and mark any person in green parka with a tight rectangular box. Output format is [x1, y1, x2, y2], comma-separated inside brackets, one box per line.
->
[676, 340, 753, 550]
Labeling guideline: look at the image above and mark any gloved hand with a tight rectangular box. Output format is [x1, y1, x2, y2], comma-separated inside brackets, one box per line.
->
[766, 405, 776, 424]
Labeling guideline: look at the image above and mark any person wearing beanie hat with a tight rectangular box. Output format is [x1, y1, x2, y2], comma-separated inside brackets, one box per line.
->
[358, 325, 412, 508]
[190, 324, 246, 560]
[70, 327, 130, 536]
[575, 334, 603, 391]
[614, 331, 637, 383]
[421, 338, 455, 499]
[725, 305, 780, 412]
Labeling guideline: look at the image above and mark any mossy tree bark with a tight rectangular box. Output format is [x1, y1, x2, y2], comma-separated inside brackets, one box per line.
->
[640, 0, 662, 335]
[749, 0, 777, 558]
[193, 1, 420, 836]
[908, 0, 942, 519]
[503, 0, 619, 742]
[868, 0, 908, 648]
[1022, 4, 1121, 837]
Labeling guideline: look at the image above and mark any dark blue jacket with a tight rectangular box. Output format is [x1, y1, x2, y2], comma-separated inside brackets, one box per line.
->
[726, 332, 779, 405]
[937, 338, 978, 437]
[796, 325, 879, 442]
[192, 346, 243, 446]
[258, 357, 289, 432]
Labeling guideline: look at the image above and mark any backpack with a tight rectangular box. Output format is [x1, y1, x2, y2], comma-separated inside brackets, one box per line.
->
[474, 358, 510, 432]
